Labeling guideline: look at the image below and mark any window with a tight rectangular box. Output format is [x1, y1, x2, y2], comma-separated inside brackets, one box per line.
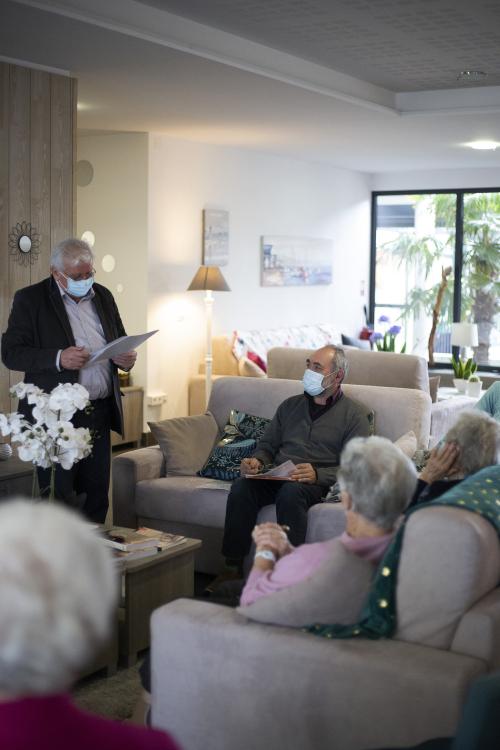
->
[371, 190, 500, 369]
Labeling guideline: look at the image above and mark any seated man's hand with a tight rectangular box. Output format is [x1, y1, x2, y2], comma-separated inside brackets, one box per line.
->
[112, 349, 137, 370]
[252, 522, 292, 558]
[241, 457, 262, 476]
[420, 442, 460, 484]
[60, 346, 90, 370]
[290, 462, 317, 483]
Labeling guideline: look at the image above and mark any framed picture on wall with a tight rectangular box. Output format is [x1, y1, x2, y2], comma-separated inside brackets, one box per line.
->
[261, 235, 333, 286]
[203, 209, 229, 266]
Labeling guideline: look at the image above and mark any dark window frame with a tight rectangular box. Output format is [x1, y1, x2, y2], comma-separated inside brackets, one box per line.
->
[370, 187, 500, 373]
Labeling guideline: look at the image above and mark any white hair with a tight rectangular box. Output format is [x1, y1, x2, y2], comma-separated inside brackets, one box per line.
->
[50, 238, 94, 271]
[338, 436, 417, 530]
[0, 500, 116, 697]
[445, 410, 500, 475]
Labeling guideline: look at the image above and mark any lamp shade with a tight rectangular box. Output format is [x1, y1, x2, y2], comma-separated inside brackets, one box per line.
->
[187, 265, 230, 292]
[451, 322, 478, 348]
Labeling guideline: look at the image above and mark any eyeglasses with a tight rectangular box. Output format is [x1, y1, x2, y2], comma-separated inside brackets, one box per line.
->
[60, 269, 96, 282]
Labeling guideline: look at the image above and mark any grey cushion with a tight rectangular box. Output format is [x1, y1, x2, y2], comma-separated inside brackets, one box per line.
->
[396, 506, 500, 649]
[148, 413, 219, 476]
[237, 538, 374, 627]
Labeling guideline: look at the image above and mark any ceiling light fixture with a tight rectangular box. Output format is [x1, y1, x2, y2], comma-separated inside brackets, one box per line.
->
[465, 140, 499, 151]
[457, 70, 487, 82]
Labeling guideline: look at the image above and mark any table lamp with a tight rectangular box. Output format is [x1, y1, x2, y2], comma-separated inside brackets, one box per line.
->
[187, 265, 230, 407]
[451, 322, 478, 360]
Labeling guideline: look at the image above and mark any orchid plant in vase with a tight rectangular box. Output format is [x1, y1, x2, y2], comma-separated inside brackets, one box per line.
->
[369, 315, 407, 353]
[0, 382, 93, 500]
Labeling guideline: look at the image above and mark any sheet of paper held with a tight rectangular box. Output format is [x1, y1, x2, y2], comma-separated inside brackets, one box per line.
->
[84, 330, 159, 367]
[245, 460, 297, 480]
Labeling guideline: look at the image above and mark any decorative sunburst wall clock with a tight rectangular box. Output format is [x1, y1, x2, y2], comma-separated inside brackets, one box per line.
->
[9, 222, 40, 266]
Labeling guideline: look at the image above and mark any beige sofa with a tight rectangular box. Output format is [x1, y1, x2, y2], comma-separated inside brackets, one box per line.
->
[113, 376, 431, 574]
[150, 494, 500, 750]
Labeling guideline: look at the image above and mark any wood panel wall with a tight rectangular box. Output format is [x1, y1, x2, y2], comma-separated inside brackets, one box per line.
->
[0, 62, 76, 414]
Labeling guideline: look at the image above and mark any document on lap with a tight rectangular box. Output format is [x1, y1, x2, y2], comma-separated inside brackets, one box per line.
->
[245, 460, 297, 480]
[83, 330, 158, 367]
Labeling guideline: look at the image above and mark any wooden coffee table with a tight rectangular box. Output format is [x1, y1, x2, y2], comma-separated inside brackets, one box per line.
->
[118, 537, 202, 667]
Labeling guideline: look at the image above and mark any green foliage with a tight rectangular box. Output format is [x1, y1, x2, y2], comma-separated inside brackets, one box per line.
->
[450, 355, 477, 380]
[377, 191, 500, 361]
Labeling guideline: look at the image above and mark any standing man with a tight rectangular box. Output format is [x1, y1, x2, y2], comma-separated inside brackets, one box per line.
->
[1, 238, 136, 522]
[210, 345, 370, 589]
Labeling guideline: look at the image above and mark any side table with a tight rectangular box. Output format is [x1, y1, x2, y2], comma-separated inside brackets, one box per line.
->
[0, 454, 36, 499]
[119, 537, 202, 667]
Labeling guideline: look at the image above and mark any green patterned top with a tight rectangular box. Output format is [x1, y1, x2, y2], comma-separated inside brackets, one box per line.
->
[307, 464, 500, 640]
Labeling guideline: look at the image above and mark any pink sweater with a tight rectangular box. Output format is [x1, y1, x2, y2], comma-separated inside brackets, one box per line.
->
[0, 694, 180, 750]
[240, 531, 394, 606]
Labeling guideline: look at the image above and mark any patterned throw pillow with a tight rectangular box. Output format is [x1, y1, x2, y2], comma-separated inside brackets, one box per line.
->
[198, 439, 257, 481]
[228, 409, 270, 441]
[198, 410, 271, 481]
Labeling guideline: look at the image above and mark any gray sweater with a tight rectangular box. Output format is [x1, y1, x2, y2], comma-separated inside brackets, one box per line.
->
[253, 393, 370, 487]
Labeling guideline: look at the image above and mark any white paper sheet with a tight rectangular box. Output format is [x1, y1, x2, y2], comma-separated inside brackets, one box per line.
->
[244, 459, 297, 480]
[84, 330, 158, 367]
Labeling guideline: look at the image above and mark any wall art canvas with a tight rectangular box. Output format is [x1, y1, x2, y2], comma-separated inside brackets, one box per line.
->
[203, 209, 229, 266]
[261, 235, 333, 287]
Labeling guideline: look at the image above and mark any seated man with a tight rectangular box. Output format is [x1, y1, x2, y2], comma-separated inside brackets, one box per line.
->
[213, 345, 370, 588]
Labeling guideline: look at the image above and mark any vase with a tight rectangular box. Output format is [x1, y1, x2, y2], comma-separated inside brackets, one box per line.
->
[0, 443, 13, 461]
[466, 380, 482, 398]
[453, 378, 468, 394]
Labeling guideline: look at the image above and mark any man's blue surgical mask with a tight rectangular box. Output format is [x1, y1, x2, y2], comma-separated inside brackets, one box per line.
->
[303, 368, 330, 397]
[61, 273, 94, 298]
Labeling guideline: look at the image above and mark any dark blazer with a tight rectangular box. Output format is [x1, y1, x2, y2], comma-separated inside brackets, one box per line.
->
[1, 277, 126, 434]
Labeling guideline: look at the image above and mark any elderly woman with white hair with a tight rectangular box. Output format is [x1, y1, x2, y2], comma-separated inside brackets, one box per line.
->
[240, 436, 417, 606]
[410, 409, 500, 508]
[0, 500, 179, 750]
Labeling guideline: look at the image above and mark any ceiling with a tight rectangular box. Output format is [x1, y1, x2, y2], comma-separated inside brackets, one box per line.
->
[136, 0, 500, 92]
[2, 0, 500, 173]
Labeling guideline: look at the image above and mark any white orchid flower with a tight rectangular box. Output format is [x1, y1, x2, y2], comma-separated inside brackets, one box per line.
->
[9, 382, 44, 400]
[1, 383, 93, 484]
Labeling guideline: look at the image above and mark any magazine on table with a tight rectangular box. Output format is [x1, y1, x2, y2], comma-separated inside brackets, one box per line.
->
[136, 527, 187, 551]
[103, 526, 162, 552]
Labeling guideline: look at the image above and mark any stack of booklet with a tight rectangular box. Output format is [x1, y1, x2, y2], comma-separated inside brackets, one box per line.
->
[103, 526, 187, 565]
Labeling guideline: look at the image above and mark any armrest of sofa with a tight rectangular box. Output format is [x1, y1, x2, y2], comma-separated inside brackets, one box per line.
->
[112, 446, 164, 528]
[151, 598, 484, 750]
[451, 588, 500, 670]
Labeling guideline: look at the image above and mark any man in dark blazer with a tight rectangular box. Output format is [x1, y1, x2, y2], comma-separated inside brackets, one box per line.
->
[1, 238, 136, 522]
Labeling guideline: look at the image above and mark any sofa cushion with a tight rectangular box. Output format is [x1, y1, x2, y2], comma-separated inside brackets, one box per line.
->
[238, 357, 267, 378]
[136, 476, 231, 526]
[395, 506, 500, 649]
[199, 439, 256, 481]
[394, 430, 417, 458]
[237, 538, 374, 628]
[341, 333, 371, 350]
[148, 413, 219, 476]
[198, 409, 271, 481]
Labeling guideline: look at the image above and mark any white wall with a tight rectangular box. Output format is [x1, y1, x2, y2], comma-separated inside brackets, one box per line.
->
[148, 135, 371, 417]
[371, 167, 500, 192]
[77, 132, 149, 398]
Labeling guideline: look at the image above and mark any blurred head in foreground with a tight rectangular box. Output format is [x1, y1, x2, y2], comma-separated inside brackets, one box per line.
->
[0, 500, 116, 698]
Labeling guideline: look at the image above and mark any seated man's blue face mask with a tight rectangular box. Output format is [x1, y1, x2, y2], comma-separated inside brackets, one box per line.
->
[303, 369, 333, 397]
